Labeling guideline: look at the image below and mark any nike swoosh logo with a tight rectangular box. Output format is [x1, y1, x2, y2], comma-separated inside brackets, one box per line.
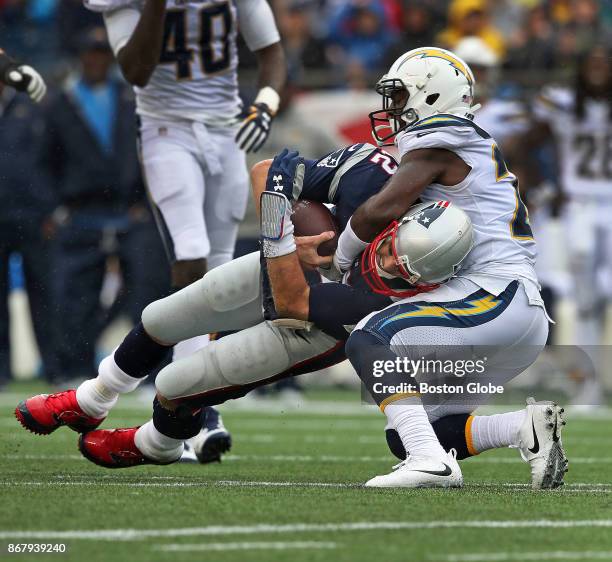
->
[528, 419, 540, 454]
[416, 131, 436, 138]
[415, 463, 452, 477]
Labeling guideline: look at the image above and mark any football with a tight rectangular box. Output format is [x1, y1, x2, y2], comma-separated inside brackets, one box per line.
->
[292, 199, 340, 256]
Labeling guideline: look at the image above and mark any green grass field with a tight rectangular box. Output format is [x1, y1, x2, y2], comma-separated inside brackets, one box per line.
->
[1, 381, 611, 562]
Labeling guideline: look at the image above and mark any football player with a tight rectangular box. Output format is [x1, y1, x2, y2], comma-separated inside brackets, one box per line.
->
[14, 142, 468, 467]
[334, 47, 566, 489]
[83, 0, 287, 458]
[0, 49, 46, 102]
[522, 44, 612, 407]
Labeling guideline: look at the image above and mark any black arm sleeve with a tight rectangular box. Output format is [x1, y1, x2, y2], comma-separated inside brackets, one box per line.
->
[308, 282, 392, 341]
[0, 51, 18, 83]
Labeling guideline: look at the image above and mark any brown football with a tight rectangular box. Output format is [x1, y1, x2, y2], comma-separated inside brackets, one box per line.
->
[291, 199, 340, 256]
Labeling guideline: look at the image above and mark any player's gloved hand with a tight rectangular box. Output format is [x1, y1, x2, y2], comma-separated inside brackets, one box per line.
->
[235, 86, 280, 153]
[264, 148, 305, 201]
[4, 64, 47, 103]
[236, 102, 274, 153]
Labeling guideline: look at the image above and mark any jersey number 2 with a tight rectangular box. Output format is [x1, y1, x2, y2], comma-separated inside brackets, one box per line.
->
[161, 3, 232, 80]
[492, 143, 533, 241]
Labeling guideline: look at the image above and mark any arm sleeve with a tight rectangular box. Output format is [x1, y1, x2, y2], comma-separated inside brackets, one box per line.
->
[103, 8, 141, 55]
[237, 0, 281, 52]
[309, 282, 391, 341]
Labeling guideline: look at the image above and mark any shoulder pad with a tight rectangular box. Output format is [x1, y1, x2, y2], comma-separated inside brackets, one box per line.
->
[83, 0, 142, 12]
[397, 114, 489, 155]
[536, 86, 574, 113]
[408, 114, 490, 138]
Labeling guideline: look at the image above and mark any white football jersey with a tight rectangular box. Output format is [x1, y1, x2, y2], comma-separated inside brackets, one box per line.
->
[396, 114, 539, 296]
[534, 86, 612, 200]
[475, 98, 530, 143]
[87, 0, 280, 124]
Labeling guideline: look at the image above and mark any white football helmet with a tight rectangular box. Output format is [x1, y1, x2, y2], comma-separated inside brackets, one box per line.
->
[362, 201, 474, 298]
[370, 47, 479, 145]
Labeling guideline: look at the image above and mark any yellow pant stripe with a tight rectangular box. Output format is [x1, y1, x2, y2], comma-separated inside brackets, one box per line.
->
[465, 415, 479, 456]
[379, 392, 420, 413]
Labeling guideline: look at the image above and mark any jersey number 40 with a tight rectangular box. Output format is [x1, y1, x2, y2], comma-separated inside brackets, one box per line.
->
[161, 3, 232, 80]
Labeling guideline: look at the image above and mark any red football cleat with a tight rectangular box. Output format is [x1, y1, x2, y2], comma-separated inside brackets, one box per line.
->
[79, 427, 179, 469]
[15, 390, 104, 435]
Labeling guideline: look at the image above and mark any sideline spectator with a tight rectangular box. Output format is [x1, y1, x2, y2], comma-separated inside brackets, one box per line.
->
[0, 74, 59, 384]
[326, 0, 397, 88]
[384, 1, 445, 67]
[39, 28, 169, 381]
[437, 0, 506, 58]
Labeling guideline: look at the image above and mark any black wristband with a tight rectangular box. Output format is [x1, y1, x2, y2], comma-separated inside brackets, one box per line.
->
[0, 51, 18, 83]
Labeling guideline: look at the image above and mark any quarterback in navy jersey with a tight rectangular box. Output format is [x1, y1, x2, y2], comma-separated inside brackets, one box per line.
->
[14, 143, 442, 468]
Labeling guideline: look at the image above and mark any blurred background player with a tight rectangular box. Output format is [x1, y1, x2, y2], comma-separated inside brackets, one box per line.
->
[38, 27, 169, 384]
[0, 48, 46, 102]
[83, 0, 286, 460]
[0, 49, 55, 388]
[454, 36, 560, 341]
[522, 43, 612, 407]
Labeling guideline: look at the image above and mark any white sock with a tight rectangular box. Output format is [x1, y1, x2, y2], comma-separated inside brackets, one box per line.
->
[385, 399, 447, 460]
[470, 410, 526, 453]
[75, 353, 143, 418]
[134, 420, 184, 462]
[173, 334, 209, 361]
[75, 379, 117, 419]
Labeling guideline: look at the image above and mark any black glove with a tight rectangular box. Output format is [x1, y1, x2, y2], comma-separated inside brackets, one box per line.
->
[235, 102, 274, 153]
[264, 148, 305, 201]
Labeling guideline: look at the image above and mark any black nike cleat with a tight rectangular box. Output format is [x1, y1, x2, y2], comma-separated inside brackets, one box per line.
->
[184, 407, 232, 464]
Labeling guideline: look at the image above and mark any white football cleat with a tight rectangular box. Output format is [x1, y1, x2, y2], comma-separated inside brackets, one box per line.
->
[365, 449, 463, 488]
[516, 397, 568, 489]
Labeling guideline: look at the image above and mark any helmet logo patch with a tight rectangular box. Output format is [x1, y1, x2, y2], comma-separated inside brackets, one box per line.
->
[410, 201, 449, 229]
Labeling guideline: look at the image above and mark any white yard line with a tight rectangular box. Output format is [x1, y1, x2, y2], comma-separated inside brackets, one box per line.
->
[0, 477, 610, 493]
[3, 453, 612, 466]
[439, 551, 612, 561]
[2, 393, 612, 418]
[0, 520, 612, 541]
[153, 541, 337, 552]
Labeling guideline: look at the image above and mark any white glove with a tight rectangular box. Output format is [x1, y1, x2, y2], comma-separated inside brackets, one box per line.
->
[7, 65, 47, 103]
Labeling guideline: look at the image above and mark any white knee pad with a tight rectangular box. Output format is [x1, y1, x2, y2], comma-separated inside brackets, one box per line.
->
[142, 251, 263, 343]
[155, 322, 292, 400]
[200, 251, 261, 312]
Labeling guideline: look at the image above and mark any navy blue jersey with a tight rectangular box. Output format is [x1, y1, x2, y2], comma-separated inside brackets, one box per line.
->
[263, 143, 398, 338]
[296, 143, 397, 231]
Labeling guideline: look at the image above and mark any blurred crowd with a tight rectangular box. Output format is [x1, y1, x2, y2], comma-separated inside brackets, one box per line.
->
[2, 0, 612, 89]
[0, 0, 611, 393]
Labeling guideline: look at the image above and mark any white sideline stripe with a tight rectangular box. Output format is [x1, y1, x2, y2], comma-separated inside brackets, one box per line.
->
[440, 551, 612, 561]
[1, 520, 612, 541]
[4, 453, 612, 466]
[3, 393, 612, 418]
[153, 541, 337, 552]
[0, 479, 610, 493]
